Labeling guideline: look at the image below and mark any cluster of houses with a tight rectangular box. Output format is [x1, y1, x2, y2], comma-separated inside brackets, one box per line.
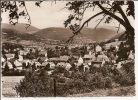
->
[1, 40, 135, 75]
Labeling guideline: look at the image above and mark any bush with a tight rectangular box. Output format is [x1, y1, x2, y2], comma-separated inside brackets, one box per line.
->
[14, 71, 54, 97]
[14, 61, 135, 97]
[115, 62, 135, 86]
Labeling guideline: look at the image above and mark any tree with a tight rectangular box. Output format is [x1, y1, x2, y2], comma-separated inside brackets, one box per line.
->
[4, 62, 9, 72]
[63, 1, 134, 49]
[15, 51, 19, 59]
[1, 1, 135, 56]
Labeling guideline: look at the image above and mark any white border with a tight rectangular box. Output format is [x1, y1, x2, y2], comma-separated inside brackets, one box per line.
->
[1, 1, 138, 100]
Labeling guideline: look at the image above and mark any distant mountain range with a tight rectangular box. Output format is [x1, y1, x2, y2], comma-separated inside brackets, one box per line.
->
[2, 28, 42, 42]
[2, 23, 125, 43]
[1, 23, 39, 33]
[33, 27, 119, 42]
[106, 31, 126, 43]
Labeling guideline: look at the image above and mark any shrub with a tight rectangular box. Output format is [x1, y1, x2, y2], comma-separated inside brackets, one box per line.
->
[14, 61, 135, 97]
[115, 62, 135, 86]
[14, 71, 55, 97]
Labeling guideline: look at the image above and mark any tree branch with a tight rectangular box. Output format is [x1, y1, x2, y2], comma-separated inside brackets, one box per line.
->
[117, 23, 120, 33]
[66, 34, 76, 43]
[58, 7, 69, 12]
[74, 11, 104, 35]
[96, 2, 127, 29]
[116, 5, 133, 30]
[79, 3, 90, 25]
[94, 14, 106, 29]
[66, 11, 104, 43]
[24, 2, 31, 29]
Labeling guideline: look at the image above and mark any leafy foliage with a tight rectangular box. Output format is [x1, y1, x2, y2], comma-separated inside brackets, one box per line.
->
[14, 61, 135, 97]
[1, 1, 31, 28]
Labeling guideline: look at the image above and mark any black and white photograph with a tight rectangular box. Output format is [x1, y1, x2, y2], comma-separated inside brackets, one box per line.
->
[1, 0, 136, 98]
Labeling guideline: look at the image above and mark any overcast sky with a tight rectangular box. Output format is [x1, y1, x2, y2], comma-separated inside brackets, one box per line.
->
[1, 1, 134, 30]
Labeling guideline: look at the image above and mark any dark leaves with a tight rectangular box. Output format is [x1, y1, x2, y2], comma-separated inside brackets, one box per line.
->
[35, 1, 43, 7]
[64, 14, 74, 28]
[19, 1, 25, 7]
[126, 1, 135, 18]
[19, 11, 26, 16]
[105, 16, 112, 23]
[1, 1, 31, 28]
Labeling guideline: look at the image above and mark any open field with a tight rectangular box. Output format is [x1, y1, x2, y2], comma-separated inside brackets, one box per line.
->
[2, 76, 24, 97]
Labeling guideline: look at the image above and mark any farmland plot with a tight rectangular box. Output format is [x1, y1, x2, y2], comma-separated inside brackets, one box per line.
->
[2, 76, 24, 97]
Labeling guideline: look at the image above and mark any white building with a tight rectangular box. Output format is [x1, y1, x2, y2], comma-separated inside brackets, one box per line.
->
[78, 56, 83, 64]
[95, 45, 102, 52]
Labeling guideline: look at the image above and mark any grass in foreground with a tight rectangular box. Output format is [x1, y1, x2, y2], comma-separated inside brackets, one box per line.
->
[69, 85, 135, 97]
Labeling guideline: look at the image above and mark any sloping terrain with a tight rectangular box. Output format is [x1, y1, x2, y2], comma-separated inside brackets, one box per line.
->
[1, 23, 39, 33]
[106, 31, 126, 43]
[34, 27, 118, 42]
[2, 28, 42, 40]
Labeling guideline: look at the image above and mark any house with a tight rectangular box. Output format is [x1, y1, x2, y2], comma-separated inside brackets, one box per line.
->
[23, 59, 32, 66]
[2, 61, 13, 69]
[68, 56, 78, 64]
[91, 61, 102, 68]
[65, 63, 72, 71]
[48, 57, 60, 62]
[115, 45, 119, 51]
[38, 51, 47, 57]
[78, 56, 83, 64]
[41, 62, 49, 67]
[18, 50, 24, 56]
[57, 62, 66, 68]
[83, 54, 96, 63]
[90, 53, 110, 67]
[89, 51, 92, 55]
[128, 50, 134, 60]
[83, 64, 90, 72]
[40, 62, 55, 70]
[97, 55, 110, 62]
[14, 60, 22, 67]
[38, 57, 47, 63]
[48, 56, 69, 63]
[95, 45, 102, 52]
[104, 41, 123, 50]
[1, 57, 5, 63]
[87, 46, 91, 50]
[18, 55, 23, 61]
[59, 56, 69, 62]
[49, 62, 56, 69]
[5, 54, 15, 60]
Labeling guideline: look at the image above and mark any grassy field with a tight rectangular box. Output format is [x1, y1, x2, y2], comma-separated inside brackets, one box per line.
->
[69, 85, 135, 97]
[2, 76, 24, 97]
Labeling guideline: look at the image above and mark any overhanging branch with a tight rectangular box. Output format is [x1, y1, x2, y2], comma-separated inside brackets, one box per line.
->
[117, 5, 134, 30]
[94, 14, 106, 29]
[66, 11, 104, 43]
[96, 2, 126, 29]
[74, 11, 104, 35]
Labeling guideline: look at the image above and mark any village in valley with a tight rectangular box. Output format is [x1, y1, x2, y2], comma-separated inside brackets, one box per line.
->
[1, 37, 134, 75]
[1, 1, 135, 97]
